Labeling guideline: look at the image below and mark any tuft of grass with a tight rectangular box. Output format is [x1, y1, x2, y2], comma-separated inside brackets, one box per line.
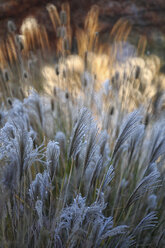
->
[0, 3, 165, 248]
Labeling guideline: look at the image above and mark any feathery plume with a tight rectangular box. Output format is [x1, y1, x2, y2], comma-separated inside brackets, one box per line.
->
[46, 141, 60, 178]
[68, 108, 92, 159]
[133, 211, 158, 235]
[112, 109, 143, 159]
[125, 170, 160, 209]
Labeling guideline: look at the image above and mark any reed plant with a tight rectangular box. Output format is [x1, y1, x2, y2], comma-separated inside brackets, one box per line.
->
[0, 2, 164, 248]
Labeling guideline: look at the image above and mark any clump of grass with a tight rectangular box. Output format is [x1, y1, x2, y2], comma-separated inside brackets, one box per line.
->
[0, 2, 165, 248]
[0, 90, 164, 247]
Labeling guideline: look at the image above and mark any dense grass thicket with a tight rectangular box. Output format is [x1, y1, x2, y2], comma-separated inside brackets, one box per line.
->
[0, 3, 165, 248]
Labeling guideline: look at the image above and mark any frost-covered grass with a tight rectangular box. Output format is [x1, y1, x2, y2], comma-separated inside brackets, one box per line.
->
[0, 3, 165, 248]
[0, 89, 164, 247]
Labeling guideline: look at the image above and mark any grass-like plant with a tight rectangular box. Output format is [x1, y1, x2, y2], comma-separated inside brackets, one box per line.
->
[0, 2, 165, 248]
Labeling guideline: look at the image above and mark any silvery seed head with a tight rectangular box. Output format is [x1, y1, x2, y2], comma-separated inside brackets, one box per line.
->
[55, 131, 66, 154]
[148, 194, 157, 210]
[46, 141, 60, 178]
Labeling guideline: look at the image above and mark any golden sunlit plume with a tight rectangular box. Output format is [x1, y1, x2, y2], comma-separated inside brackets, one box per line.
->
[0, 1, 164, 114]
[109, 19, 132, 66]
[61, 3, 72, 51]
[46, 4, 60, 31]
[137, 35, 147, 56]
[0, 3, 141, 75]
[84, 5, 99, 52]
[114, 20, 131, 42]
[0, 43, 6, 68]
[46, 3, 72, 56]
[76, 5, 99, 58]
[0, 35, 17, 69]
[21, 17, 50, 54]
